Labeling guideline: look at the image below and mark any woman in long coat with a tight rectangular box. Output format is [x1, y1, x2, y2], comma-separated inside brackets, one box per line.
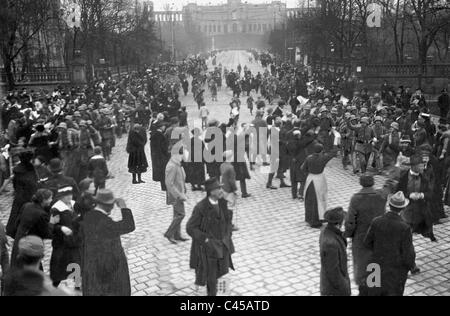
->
[50, 187, 82, 287]
[127, 124, 149, 185]
[150, 123, 169, 191]
[302, 144, 337, 228]
[6, 150, 38, 238]
[185, 128, 206, 191]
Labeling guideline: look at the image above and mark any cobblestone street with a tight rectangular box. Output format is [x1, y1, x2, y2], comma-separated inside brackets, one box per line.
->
[1, 51, 449, 296]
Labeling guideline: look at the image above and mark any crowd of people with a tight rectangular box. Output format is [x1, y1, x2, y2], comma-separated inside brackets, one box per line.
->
[0, 48, 449, 297]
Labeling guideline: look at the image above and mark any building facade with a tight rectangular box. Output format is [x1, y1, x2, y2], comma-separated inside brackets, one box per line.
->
[183, 0, 287, 50]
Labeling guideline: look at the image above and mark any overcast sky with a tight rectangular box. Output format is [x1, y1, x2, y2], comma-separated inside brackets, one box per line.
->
[151, 0, 301, 11]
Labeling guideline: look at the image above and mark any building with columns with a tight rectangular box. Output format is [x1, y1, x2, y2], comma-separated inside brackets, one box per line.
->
[151, 0, 289, 52]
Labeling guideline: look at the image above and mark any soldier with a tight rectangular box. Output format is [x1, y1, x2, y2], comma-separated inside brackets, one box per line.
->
[350, 117, 376, 174]
[372, 116, 388, 174]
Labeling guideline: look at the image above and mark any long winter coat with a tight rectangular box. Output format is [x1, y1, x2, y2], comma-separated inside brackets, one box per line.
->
[6, 162, 38, 238]
[187, 198, 235, 287]
[344, 187, 387, 286]
[50, 200, 82, 284]
[81, 208, 135, 296]
[364, 212, 416, 296]
[127, 128, 148, 174]
[150, 129, 169, 182]
[320, 224, 351, 296]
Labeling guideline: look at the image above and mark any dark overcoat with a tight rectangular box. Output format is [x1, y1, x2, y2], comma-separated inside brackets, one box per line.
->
[288, 131, 317, 182]
[150, 129, 169, 182]
[397, 170, 434, 238]
[81, 209, 135, 296]
[344, 188, 387, 286]
[11, 202, 54, 267]
[187, 198, 235, 287]
[6, 163, 38, 238]
[364, 212, 416, 296]
[127, 128, 148, 174]
[50, 201, 82, 284]
[320, 224, 351, 296]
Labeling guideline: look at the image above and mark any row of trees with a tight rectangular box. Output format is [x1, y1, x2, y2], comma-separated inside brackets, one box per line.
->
[269, 0, 449, 66]
[0, 0, 161, 89]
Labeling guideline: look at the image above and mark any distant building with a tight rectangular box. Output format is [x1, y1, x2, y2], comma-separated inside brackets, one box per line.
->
[151, 0, 291, 51]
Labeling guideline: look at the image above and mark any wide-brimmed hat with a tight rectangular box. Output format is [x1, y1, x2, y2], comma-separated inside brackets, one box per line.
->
[93, 189, 116, 205]
[49, 158, 63, 173]
[389, 192, 410, 209]
[205, 178, 222, 193]
[324, 207, 346, 225]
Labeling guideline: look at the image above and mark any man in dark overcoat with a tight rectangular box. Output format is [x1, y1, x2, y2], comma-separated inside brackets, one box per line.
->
[187, 178, 235, 296]
[82, 190, 135, 296]
[287, 122, 317, 200]
[320, 207, 351, 296]
[364, 192, 416, 296]
[150, 122, 169, 191]
[344, 175, 387, 296]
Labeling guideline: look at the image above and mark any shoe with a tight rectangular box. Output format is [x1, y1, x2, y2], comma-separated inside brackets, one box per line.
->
[139, 180, 146, 184]
[242, 193, 251, 198]
[299, 196, 305, 202]
[232, 225, 240, 232]
[411, 267, 421, 275]
[175, 237, 189, 242]
[165, 236, 178, 245]
[132, 180, 139, 185]
[280, 183, 291, 188]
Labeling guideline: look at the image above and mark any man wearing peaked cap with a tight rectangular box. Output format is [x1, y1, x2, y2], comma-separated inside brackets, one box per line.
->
[187, 177, 235, 297]
[345, 174, 386, 296]
[320, 207, 351, 296]
[364, 191, 416, 296]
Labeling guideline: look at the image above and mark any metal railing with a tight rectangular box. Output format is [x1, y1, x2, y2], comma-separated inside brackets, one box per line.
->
[0, 67, 71, 84]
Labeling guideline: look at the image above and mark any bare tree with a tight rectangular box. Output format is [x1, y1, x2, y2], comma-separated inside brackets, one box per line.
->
[0, 0, 60, 89]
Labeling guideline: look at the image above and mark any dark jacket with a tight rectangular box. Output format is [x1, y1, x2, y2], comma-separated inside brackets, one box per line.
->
[150, 129, 169, 182]
[345, 187, 387, 286]
[6, 163, 38, 238]
[81, 208, 135, 296]
[187, 198, 235, 287]
[50, 200, 82, 284]
[11, 202, 54, 267]
[288, 130, 317, 182]
[88, 155, 109, 186]
[0, 221, 9, 276]
[397, 170, 433, 237]
[320, 224, 351, 296]
[364, 212, 416, 296]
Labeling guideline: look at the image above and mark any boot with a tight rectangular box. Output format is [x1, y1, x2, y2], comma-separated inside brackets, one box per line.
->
[241, 180, 251, 198]
[132, 173, 138, 185]
[138, 173, 146, 184]
[266, 173, 277, 190]
[280, 178, 291, 188]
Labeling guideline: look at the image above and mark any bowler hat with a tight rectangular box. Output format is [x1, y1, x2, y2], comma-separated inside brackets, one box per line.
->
[389, 192, 410, 209]
[324, 207, 346, 225]
[360, 175, 375, 188]
[93, 189, 116, 205]
[205, 178, 222, 193]
[49, 158, 63, 173]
